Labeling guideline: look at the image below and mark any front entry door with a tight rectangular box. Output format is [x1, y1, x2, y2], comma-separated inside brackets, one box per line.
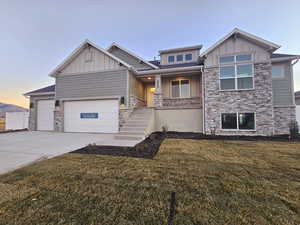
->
[147, 85, 155, 107]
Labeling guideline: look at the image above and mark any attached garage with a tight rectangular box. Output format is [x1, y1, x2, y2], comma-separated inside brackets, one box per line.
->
[64, 99, 119, 133]
[37, 100, 55, 131]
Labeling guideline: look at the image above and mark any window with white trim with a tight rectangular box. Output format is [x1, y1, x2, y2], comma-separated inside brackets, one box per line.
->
[271, 65, 284, 78]
[219, 54, 254, 90]
[221, 112, 255, 130]
[171, 80, 190, 98]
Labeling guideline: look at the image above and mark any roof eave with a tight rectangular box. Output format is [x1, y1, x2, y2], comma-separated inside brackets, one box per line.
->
[107, 43, 159, 69]
[24, 91, 55, 97]
[136, 65, 203, 76]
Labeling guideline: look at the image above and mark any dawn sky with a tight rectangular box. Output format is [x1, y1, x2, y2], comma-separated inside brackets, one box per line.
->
[1, 0, 299, 108]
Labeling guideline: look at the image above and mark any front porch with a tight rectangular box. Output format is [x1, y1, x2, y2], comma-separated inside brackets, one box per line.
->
[131, 71, 203, 109]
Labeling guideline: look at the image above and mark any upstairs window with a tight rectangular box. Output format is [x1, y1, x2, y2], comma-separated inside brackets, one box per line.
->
[185, 53, 192, 61]
[219, 54, 254, 90]
[272, 65, 284, 78]
[171, 79, 190, 98]
[168, 55, 175, 63]
[176, 54, 183, 62]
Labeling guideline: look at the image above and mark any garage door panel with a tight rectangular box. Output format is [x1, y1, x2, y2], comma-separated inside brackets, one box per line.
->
[37, 100, 54, 131]
[64, 100, 119, 133]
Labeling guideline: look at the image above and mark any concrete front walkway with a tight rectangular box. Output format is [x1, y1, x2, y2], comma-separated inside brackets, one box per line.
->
[0, 131, 138, 174]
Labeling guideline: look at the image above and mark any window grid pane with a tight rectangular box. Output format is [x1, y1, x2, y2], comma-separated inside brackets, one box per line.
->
[168, 56, 174, 63]
[237, 77, 253, 89]
[236, 54, 252, 62]
[185, 54, 192, 61]
[272, 66, 284, 78]
[220, 66, 235, 78]
[220, 56, 234, 63]
[176, 55, 183, 62]
[171, 81, 180, 98]
[180, 80, 190, 98]
[238, 113, 255, 130]
[221, 113, 237, 129]
[220, 79, 235, 90]
[237, 64, 253, 77]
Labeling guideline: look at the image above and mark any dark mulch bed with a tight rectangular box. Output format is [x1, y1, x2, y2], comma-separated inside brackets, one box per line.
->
[70, 131, 300, 159]
[165, 131, 300, 142]
[71, 132, 166, 159]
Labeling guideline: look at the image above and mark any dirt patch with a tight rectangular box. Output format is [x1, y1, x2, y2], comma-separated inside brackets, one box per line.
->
[71, 132, 166, 159]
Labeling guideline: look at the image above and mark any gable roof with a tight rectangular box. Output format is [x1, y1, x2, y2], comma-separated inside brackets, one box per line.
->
[295, 91, 300, 98]
[49, 40, 133, 77]
[201, 28, 281, 57]
[24, 85, 55, 96]
[107, 43, 159, 69]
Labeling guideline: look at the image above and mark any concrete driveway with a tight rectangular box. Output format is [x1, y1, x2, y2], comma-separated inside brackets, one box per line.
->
[0, 131, 138, 174]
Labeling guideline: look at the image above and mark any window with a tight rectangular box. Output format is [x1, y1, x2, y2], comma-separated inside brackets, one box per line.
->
[168, 55, 175, 63]
[171, 80, 190, 98]
[272, 66, 284, 78]
[176, 55, 183, 62]
[219, 54, 253, 90]
[221, 112, 255, 130]
[185, 53, 192, 61]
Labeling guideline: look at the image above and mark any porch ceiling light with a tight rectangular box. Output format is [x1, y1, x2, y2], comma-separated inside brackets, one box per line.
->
[147, 77, 152, 80]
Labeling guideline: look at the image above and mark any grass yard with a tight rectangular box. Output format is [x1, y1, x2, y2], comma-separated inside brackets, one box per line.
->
[0, 139, 299, 225]
[0, 118, 5, 131]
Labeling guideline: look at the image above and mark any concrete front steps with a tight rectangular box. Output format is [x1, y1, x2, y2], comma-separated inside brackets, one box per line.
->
[114, 108, 153, 141]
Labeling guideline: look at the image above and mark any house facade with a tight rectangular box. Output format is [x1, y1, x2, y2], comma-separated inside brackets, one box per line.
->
[25, 29, 299, 139]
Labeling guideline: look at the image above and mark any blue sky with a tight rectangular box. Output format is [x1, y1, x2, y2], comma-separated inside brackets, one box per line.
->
[1, 0, 299, 108]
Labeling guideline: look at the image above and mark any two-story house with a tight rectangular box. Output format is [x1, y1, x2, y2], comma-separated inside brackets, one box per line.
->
[25, 28, 299, 140]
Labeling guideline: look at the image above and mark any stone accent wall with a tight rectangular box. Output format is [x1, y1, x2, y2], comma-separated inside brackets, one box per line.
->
[54, 100, 64, 132]
[273, 106, 296, 134]
[162, 97, 201, 108]
[119, 108, 134, 128]
[204, 62, 274, 136]
[129, 95, 146, 108]
[154, 93, 163, 107]
[28, 94, 55, 131]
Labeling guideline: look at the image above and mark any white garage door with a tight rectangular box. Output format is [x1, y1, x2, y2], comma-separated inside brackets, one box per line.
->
[37, 100, 54, 131]
[64, 99, 119, 133]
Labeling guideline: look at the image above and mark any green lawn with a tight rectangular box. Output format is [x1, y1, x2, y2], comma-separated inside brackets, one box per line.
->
[0, 139, 299, 225]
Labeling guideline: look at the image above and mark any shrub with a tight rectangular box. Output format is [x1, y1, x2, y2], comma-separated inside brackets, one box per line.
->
[289, 120, 299, 139]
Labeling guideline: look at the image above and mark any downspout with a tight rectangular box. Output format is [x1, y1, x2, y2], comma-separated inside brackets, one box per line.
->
[201, 65, 205, 134]
[291, 58, 299, 106]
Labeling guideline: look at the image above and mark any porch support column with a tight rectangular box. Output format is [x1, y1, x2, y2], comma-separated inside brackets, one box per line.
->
[154, 75, 162, 107]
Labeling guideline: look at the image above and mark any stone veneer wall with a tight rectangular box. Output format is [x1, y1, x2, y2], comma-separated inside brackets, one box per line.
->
[28, 94, 55, 131]
[162, 97, 201, 107]
[54, 100, 64, 132]
[273, 106, 296, 134]
[154, 93, 163, 107]
[204, 62, 275, 135]
[119, 108, 134, 128]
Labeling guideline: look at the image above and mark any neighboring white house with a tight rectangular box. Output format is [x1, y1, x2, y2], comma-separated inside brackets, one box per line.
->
[5, 112, 29, 130]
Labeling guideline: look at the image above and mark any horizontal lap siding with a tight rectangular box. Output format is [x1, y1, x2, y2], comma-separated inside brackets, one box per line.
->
[272, 62, 293, 105]
[56, 70, 127, 99]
